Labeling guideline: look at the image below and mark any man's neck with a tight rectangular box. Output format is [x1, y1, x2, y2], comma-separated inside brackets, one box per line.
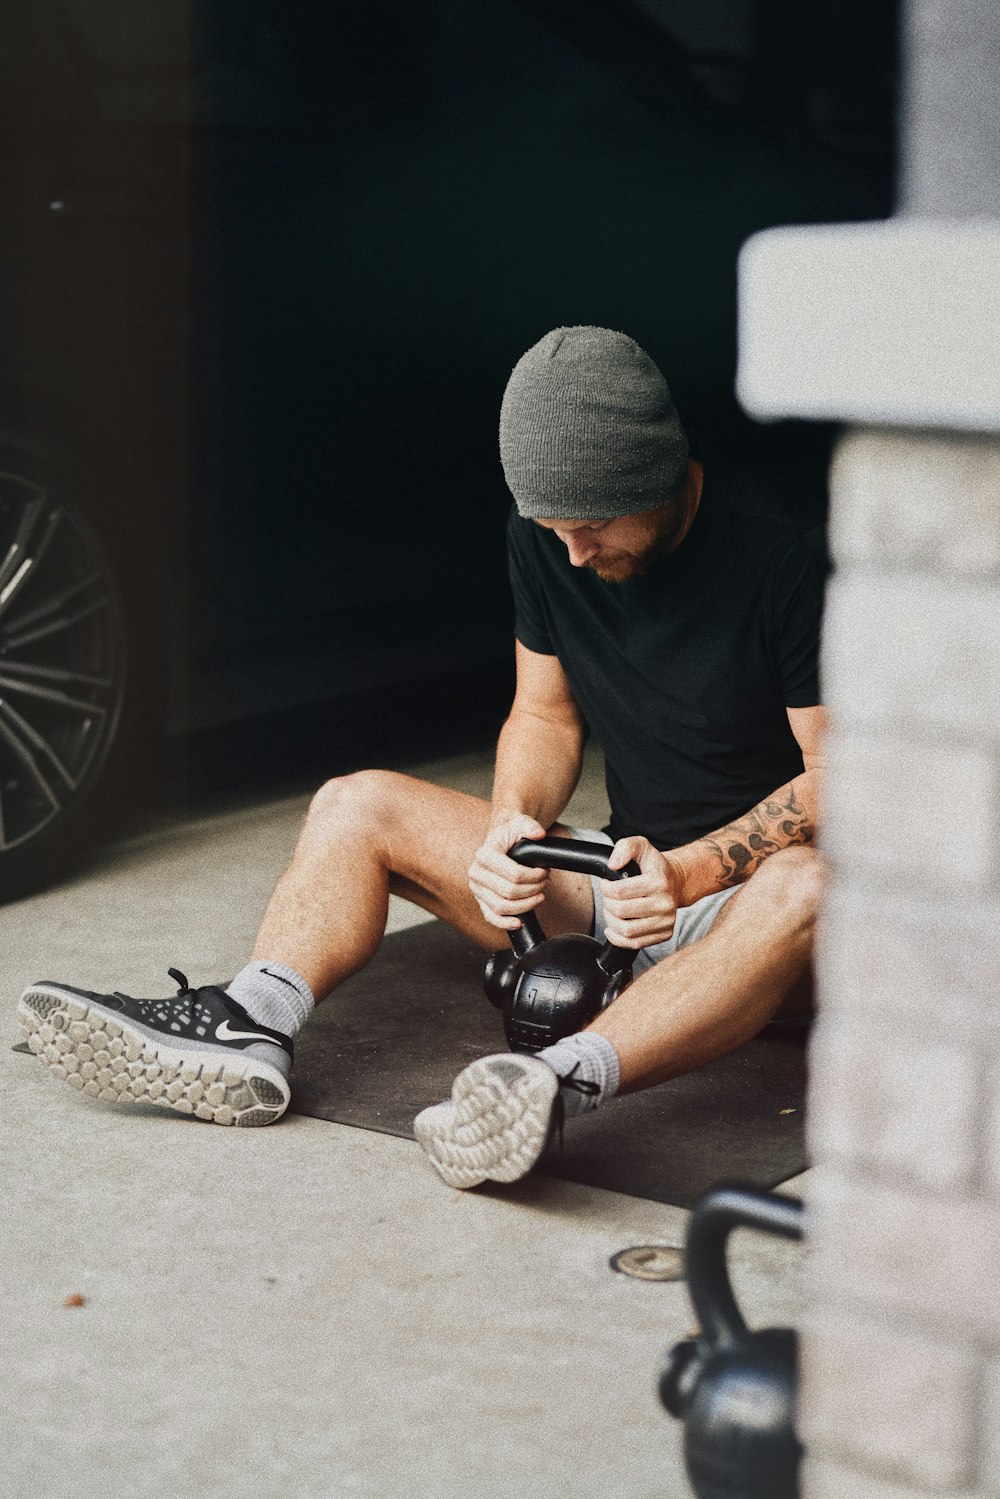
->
[661, 458, 704, 558]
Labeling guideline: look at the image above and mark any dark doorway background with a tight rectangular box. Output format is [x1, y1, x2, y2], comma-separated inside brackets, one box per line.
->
[184, 0, 897, 793]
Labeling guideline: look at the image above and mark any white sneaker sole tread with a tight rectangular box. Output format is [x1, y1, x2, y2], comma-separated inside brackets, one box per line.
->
[18, 984, 290, 1126]
[414, 1054, 559, 1189]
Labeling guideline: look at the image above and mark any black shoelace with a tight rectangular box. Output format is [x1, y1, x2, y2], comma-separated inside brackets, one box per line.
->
[552, 1061, 601, 1152]
[111, 967, 194, 1005]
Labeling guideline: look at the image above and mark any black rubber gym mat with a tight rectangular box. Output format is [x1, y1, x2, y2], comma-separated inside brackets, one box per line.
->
[289, 919, 809, 1208]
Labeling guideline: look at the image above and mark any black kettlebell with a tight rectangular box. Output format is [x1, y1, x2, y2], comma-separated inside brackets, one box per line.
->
[660, 1185, 805, 1499]
[483, 835, 640, 1052]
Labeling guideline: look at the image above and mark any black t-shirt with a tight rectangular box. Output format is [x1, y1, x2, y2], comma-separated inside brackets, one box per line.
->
[506, 444, 831, 851]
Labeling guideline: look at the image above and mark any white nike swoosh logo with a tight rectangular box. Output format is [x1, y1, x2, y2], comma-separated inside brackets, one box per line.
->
[215, 1020, 263, 1043]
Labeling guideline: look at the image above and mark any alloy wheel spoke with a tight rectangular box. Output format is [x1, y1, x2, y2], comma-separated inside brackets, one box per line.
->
[0, 481, 47, 595]
[0, 709, 62, 812]
[3, 594, 111, 652]
[0, 527, 63, 618]
[0, 659, 113, 691]
[0, 698, 77, 790]
[3, 569, 103, 633]
[0, 674, 107, 716]
[0, 488, 61, 617]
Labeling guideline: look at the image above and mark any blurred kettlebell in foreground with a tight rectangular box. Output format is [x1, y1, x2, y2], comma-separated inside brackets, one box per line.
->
[660, 1184, 805, 1499]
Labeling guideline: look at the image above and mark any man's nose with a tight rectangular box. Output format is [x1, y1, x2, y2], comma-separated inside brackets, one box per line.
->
[565, 533, 598, 566]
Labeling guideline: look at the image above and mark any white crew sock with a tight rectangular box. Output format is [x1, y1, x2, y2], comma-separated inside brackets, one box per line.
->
[225, 961, 314, 1038]
[535, 1030, 621, 1118]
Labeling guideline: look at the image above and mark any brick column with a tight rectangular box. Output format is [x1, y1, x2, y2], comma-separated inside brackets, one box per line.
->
[801, 427, 1000, 1497]
[735, 4, 1000, 1485]
[734, 401, 1000, 1499]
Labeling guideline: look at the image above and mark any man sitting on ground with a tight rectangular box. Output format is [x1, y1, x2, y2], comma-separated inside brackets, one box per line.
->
[19, 326, 830, 1189]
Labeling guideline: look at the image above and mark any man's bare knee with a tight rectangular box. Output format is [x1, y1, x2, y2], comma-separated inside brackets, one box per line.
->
[305, 769, 415, 853]
[747, 844, 827, 920]
[711, 845, 826, 935]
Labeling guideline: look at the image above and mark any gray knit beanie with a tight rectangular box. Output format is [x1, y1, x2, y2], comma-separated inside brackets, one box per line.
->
[499, 326, 689, 520]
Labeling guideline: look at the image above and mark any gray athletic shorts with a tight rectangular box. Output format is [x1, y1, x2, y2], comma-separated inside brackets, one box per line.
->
[563, 826, 742, 977]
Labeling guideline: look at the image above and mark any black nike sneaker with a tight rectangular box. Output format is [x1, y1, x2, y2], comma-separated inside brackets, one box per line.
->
[17, 968, 293, 1126]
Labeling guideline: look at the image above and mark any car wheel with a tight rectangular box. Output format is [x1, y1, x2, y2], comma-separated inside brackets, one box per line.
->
[0, 448, 135, 902]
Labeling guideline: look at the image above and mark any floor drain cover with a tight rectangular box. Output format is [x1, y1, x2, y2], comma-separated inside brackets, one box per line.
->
[609, 1245, 685, 1281]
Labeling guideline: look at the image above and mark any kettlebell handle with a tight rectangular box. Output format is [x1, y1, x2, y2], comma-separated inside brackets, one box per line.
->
[506, 836, 641, 973]
[686, 1186, 804, 1351]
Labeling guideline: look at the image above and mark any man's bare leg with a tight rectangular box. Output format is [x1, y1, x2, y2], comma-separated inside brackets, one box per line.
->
[18, 768, 595, 1127]
[251, 769, 595, 1000]
[588, 845, 825, 1090]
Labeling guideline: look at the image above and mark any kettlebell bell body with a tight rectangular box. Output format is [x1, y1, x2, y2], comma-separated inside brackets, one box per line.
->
[660, 1185, 805, 1499]
[483, 837, 639, 1052]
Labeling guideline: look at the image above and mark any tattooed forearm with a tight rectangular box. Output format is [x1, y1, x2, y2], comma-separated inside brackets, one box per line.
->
[698, 776, 816, 889]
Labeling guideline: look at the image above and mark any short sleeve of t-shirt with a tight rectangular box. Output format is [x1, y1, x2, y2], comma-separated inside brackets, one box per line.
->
[507, 506, 555, 655]
[770, 523, 832, 708]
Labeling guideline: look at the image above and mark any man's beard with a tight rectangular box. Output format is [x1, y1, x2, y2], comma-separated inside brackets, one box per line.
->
[584, 506, 688, 583]
[585, 553, 648, 583]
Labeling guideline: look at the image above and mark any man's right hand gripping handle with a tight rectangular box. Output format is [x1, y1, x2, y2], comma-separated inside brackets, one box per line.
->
[467, 814, 551, 931]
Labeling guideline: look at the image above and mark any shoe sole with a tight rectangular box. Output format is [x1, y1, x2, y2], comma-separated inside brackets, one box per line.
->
[413, 1054, 558, 1189]
[18, 984, 290, 1127]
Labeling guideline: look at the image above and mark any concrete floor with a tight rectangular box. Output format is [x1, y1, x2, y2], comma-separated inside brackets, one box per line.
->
[2, 743, 809, 1499]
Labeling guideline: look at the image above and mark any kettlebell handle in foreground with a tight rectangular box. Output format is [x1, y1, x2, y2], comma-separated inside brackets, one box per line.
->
[686, 1186, 805, 1349]
[506, 836, 641, 971]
